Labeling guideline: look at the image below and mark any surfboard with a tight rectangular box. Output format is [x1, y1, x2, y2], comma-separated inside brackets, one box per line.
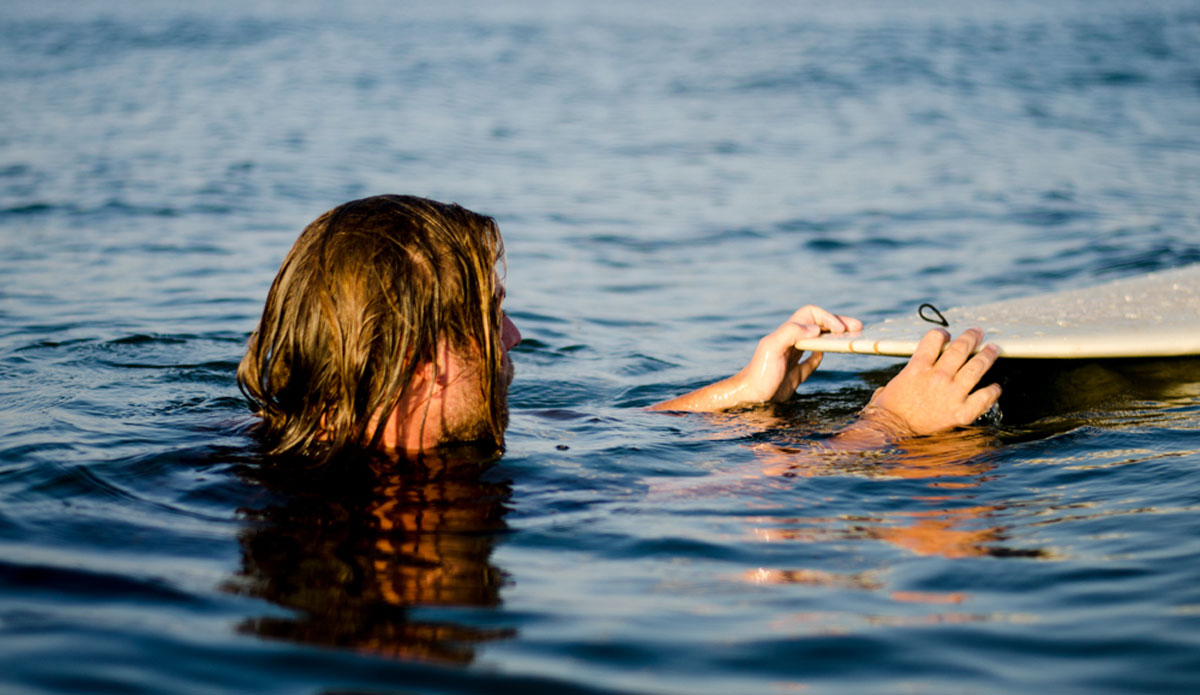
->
[792, 264, 1200, 359]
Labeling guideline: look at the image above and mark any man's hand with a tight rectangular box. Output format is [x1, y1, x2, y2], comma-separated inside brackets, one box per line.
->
[733, 305, 862, 404]
[649, 305, 860, 412]
[856, 328, 1002, 439]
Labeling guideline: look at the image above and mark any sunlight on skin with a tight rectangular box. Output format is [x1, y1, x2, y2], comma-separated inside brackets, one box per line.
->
[649, 304, 1002, 448]
[639, 307, 1012, 603]
[648, 306, 862, 413]
[365, 276, 520, 456]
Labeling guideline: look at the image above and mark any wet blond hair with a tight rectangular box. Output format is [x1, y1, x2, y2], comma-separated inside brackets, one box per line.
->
[238, 195, 505, 459]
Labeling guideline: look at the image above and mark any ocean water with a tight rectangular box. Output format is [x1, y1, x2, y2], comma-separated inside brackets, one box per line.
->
[3, 1, 1200, 693]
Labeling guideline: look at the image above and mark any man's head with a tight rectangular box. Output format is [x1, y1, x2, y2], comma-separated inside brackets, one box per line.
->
[238, 195, 519, 459]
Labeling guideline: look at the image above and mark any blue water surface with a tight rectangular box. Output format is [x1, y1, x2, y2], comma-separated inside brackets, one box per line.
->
[3, 1, 1200, 693]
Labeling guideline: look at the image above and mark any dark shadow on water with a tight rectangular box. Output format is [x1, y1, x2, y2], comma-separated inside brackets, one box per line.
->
[983, 356, 1200, 433]
[223, 445, 515, 665]
[850, 356, 1200, 428]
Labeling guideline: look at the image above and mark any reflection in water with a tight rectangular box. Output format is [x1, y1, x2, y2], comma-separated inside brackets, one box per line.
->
[224, 448, 514, 664]
[731, 357, 1200, 634]
[757, 428, 997, 483]
[748, 357, 1200, 569]
[871, 505, 1004, 559]
[740, 426, 1049, 627]
[754, 429, 1034, 561]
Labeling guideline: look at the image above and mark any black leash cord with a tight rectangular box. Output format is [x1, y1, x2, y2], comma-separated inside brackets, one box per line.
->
[918, 303, 949, 327]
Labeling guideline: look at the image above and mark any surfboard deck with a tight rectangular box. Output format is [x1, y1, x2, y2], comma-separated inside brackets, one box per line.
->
[792, 265, 1200, 359]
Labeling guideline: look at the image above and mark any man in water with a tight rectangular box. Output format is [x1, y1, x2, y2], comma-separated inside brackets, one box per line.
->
[238, 195, 1001, 459]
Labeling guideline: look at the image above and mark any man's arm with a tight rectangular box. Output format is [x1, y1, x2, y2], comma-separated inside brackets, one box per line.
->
[648, 305, 861, 412]
[650, 308, 1002, 444]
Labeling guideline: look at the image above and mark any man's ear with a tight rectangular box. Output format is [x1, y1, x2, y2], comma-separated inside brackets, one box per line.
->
[369, 359, 440, 452]
[427, 339, 459, 388]
[406, 358, 440, 392]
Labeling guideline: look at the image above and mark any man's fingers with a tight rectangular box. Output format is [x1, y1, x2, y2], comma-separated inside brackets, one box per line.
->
[909, 328, 951, 368]
[836, 314, 863, 333]
[934, 328, 984, 376]
[962, 383, 1002, 424]
[789, 306, 861, 334]
[778, 321, 821, 349]
[954, 343, 999, 388]
[760, 320, 818, 357]
[796, 351, 823, 382]
[795, 322, 822, 339]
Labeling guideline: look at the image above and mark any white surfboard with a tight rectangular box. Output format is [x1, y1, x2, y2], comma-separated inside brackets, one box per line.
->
[793, 265, 1200, 359]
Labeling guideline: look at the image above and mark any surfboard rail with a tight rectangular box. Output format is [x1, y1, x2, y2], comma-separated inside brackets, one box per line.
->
[793, 264, 1200, 359]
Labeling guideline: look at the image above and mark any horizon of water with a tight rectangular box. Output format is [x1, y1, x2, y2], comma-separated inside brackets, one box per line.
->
[3, 1, 1200, 693]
